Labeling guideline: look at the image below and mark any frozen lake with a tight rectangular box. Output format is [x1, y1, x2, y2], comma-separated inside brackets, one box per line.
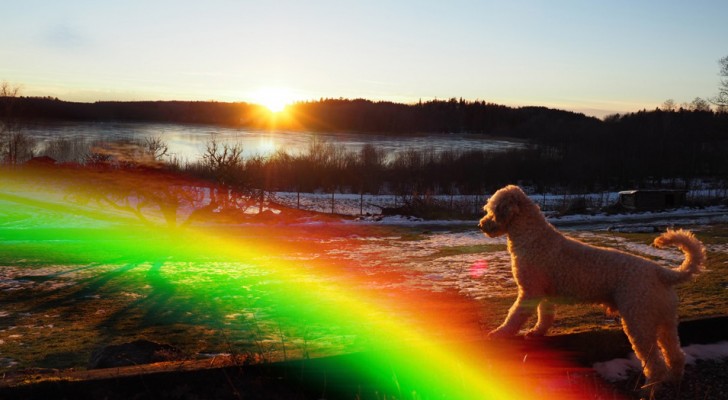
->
[21, 121, 525, 162]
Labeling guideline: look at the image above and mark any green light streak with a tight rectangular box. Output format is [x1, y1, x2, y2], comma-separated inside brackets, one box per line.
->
[0, 168, 592, 399]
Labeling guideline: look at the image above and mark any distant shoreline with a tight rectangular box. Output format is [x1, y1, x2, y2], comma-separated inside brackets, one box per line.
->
[3, 96, 598, 135]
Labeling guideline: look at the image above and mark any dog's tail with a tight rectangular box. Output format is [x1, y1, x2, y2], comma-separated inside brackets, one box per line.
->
[653, 229, 706, 285]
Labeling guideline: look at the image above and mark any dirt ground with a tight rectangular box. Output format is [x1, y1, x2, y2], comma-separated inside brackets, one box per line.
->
[1, 317, 726, 400]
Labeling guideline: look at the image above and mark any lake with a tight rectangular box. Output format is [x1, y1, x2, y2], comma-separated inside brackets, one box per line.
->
[21, 121, 525, 162]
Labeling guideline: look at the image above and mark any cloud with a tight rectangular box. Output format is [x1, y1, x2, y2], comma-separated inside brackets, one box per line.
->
[41, 24, 88, 49]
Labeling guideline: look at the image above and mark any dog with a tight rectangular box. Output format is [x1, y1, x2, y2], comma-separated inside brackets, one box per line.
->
[478, 185, 705, 387]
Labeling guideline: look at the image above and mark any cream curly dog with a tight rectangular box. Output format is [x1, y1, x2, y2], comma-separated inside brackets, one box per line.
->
[479, 185, 705, 387]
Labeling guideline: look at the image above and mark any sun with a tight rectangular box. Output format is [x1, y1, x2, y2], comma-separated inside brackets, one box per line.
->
[251, 87, 295, 113]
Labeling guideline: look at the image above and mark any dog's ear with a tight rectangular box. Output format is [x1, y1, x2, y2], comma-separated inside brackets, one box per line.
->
[494, 192, 520, 222]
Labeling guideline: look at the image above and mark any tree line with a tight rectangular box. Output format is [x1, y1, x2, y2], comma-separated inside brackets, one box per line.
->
[2, 95, 600, 136]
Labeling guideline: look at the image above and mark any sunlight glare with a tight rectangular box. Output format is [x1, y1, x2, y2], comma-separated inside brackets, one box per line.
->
[257, 136, 277, 156]
[252, 87, 295, 113]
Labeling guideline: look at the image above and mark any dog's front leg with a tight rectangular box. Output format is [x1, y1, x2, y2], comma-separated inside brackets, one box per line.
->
[488, 295, 539, 339]
[525, 300, 555, 338]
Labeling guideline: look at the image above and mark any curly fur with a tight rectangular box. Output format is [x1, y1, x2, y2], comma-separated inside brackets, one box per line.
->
[479, 185, 706, 387]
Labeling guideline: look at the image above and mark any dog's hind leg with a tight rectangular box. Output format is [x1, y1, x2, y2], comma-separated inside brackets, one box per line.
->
[658, 320, 686, 382]
[525, 300, 555, 338]
[621, 314, 669, 388]
[488, 294, 540, 338]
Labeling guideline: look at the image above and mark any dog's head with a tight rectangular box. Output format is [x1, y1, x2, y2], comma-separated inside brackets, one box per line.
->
[478, 185, 526, 237]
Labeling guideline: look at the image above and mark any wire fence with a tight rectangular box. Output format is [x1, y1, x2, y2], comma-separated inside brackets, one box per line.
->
[272, 187, 728, 219]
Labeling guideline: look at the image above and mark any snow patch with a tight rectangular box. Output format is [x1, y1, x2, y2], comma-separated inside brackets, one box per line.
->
[594, 341, 728, 382]
[593, 355, 641, 382]
[683, 341, 728, 363]
[0, 358, 18, 368]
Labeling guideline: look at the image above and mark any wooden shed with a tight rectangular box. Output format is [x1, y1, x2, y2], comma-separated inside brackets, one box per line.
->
[25, 155, 57, 166]
[618, 189, 687, 211]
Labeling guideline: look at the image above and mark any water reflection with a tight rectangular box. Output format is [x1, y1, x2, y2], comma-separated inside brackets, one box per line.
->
[22, 121, 525, 162]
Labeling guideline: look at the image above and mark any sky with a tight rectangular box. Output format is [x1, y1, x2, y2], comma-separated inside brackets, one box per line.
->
[1, 0, 727, 118]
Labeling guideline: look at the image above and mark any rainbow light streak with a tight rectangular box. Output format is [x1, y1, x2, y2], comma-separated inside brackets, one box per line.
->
[0, 166, 610, 399]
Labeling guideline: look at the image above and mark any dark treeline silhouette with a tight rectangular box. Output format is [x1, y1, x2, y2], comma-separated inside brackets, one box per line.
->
[549, 109, 728, 190]
[3, 96, 598, 135]
[287, 98, 600, 136]
[3, 97, 262, 126]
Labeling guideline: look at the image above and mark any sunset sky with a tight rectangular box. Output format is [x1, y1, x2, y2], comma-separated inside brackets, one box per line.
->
[2, 0, 727, 118]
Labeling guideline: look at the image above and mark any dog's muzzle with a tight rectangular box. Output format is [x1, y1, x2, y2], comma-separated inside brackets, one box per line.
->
[479, 218, 496, 234]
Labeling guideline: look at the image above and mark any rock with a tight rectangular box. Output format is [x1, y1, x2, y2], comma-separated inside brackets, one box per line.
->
[88, 339, 183, 369]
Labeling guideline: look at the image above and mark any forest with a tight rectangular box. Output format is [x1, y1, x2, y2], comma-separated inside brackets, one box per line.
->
[3, 96, 599, 135]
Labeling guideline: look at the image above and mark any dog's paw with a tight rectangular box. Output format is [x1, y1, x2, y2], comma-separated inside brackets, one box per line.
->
[486, 329, 514, 340]
[524, 329, 546, 339]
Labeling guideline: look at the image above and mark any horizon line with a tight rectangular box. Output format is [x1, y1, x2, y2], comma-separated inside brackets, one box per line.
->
[11, 94, 640, 120]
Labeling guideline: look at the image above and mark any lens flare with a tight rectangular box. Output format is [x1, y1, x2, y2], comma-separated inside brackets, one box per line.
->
[0, 166, 614, 399]
[470, 259, 489, 278]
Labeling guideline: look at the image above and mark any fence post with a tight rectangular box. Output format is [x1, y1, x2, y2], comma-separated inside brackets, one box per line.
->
[259, 189, 264, 214]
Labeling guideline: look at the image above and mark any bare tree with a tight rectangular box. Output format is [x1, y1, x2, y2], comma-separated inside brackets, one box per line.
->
[40, 137, 91, 163]
[0, 82, 20, 111]
[202, 136, 244, 183]
[3, 132, 36, 164]
[199, 136, 261, 214]
[1, 82, 20, 149]
[712, 55, 728, 106]
[1, 82, 36, 165]
[357, 143, 386, 193]
[85, 138, 164, 168]
[64, 167, 211, 229]
[143, 136, 169, 160]
[689, 97, 711, 112]
[661, 98, 676, 112]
